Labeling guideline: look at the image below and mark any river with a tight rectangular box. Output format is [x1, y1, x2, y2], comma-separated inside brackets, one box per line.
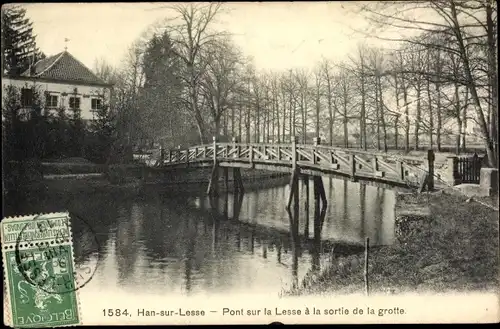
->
[3, 176, 396, 299]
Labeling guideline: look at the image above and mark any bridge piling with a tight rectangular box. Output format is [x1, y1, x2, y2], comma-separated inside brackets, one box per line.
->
[232, 138, 245, 193]
[287, 136, 299, 210]
[304, 176, 310, 238]
[427, 149, 435, 191]
[207, 136, 220, 196]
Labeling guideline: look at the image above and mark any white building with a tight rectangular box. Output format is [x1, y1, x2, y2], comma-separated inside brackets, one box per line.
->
[2, 50, 113, 121]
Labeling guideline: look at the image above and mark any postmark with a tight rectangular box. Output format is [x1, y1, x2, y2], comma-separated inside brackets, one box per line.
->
[1, 212, 98, 327]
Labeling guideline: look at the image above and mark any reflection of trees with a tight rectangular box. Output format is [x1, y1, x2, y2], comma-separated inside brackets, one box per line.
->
[360, 183, 367, 240]
[303, 178, 310, 239]
[184, 214, 198, 295]
[343, 180, 348, 227]
[376, 188, 385, 245]
[115, 202, 137, 283]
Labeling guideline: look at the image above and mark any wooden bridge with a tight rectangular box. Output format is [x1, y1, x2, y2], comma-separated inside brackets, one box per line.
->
[155, 136, 436, 197]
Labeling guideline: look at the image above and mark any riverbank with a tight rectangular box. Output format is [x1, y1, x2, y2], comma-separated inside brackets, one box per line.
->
[284, 191, 499, 296]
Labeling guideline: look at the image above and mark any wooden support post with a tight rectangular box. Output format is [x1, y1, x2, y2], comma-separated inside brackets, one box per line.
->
[313, 137, 320, 164]
[287, 136, 300, 210]
[312, 180, 322, 272]
[304, 176, 309, 238]
[207, 136, 219, 196]
[224, 167, 229, 192]
[315, 176, 327, 207]
[396, 160, 404, 181]
[364, 237, 370, 296]
[232, 137, 238, 159]
[291, 136, 297, 170]
[234, 137, 241, 159]
[372, 155, 385, 178]
[223, 188, 229, 218]
[446, 156, 458, 186]
[287, 170, 299, 209]
[249, 145, 254, 167]
[427, 149, 435, 191]
[350, 154, 357, 181]
[233, 168, 239, 193]
[159, 145, 164, 165]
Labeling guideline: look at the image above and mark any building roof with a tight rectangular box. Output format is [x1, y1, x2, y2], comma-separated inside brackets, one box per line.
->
[21, 51, 112, 87]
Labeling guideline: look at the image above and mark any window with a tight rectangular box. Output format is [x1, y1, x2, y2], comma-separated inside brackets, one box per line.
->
[45, 94, 58, 108]
[91, 98, 102, 110]
[69, 97, 80, 110]
[21, 88, 33, 107]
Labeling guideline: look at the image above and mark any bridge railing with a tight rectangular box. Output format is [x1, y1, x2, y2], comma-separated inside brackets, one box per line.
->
[158, 136, 436, 188]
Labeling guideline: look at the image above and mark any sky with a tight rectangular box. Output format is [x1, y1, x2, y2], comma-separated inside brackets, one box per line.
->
[18, 2, 377, 73]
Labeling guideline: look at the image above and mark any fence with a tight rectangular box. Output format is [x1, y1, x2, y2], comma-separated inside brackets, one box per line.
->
[448, 153, 484, 185]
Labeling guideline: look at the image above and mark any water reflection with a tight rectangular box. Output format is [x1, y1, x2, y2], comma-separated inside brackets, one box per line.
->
[4, 176, 396, 297]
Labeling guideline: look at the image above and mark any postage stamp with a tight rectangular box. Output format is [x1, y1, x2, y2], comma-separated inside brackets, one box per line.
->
[1, 212, 81, 327]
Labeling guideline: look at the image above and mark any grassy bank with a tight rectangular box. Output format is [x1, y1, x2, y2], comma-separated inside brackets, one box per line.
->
[285, 191, 499, 296]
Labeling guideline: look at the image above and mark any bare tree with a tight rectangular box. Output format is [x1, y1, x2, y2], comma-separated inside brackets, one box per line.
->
[199, 37, 243, 138]
[354, 0, 498, 166]
[166, 3, 226, 143]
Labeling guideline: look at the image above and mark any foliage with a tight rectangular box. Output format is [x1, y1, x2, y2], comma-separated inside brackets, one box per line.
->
[1, 5, 45, 76]
[2, 84, 121, 168]
[96, 2, 496, 169]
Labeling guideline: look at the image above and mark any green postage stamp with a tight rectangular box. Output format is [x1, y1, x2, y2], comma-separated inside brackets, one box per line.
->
[1, 212, 81, 327]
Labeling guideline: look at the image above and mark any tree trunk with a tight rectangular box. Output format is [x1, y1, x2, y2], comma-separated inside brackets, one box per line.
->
[315, 90, 320, 138]
[435, 50, 442, 152]
[462, 103, 467, 153]
[402, 77, 410, 153]
[426, 51, 434, 150]
[215, 114, 221, 139]
[289, 92, 293, 139]
[360, 60, 367, 150]
[246, 104, 251, 143]
[327, 84, 334, 146]
[486, 0, 498, 167]
[395, 115, 399, 149]
[414, 82, 421, 151]
[238, 106, 242, 142]
[394, 72, 400, 150]
[377, 74, 388, 152]
[375, 80, 381, 151]
[231, 104, 235, 137]
[450, 1, 496, 167]
[343, 83, 349, 148]
[256, 97, 260, 143]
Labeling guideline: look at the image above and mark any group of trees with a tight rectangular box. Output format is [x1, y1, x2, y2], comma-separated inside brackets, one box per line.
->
[4, 2, 495, 168]
[98, 2, 497, 168]
[1, 5, 45, 76]
[2, 84, 116, 164]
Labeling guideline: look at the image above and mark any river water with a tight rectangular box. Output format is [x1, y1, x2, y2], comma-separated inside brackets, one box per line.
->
[4, 177, 396, 298]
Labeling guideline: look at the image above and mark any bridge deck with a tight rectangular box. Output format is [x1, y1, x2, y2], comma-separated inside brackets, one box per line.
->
[155, 139, 437, 190]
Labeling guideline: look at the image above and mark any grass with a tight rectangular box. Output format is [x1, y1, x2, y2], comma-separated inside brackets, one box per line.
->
[284, 191, 499, 296]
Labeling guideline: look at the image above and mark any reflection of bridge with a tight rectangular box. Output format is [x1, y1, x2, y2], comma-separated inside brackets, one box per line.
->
[156, 136, 436, 196]
[192, 193, 366, 255]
